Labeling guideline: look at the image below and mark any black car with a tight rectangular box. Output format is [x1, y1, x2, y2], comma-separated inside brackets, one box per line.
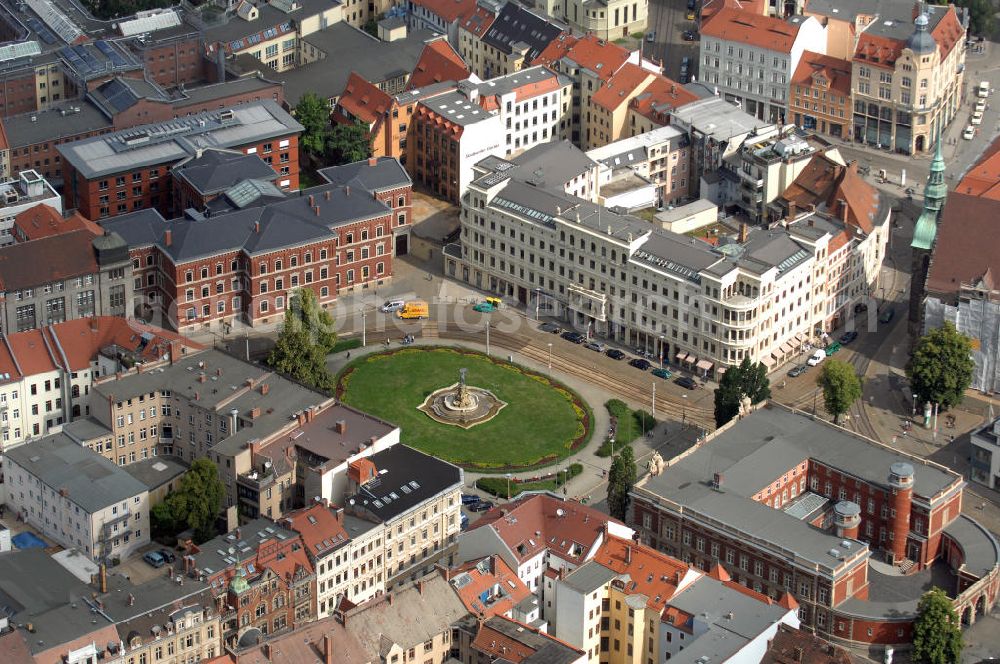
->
[674, 376, 698, 390]
[878, 307, 895, 324]
[606, 349, 626, 360]
[787, 365, 807, 378]
[682, 30, 697, 41]
[469, 500, 495, 512]
[839, 330, 859, 344]
[158, 549, 177, 564]
[679, 72, 691, 84]
[461, 493, 481, 505]
[539, 322, 562, 334]
[629, 358, 651, 370]
[561, 331, 586, 343]
[687, 0, 695, 8]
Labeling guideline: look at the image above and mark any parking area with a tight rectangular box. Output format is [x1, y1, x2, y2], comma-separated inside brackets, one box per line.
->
[112, 541, 181, 584]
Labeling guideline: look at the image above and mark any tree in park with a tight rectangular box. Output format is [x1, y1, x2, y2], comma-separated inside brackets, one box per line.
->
[150, 459, 225, 543]
[268, 288, 338, 391]
[816, 359, 863, 424]
[295, 91, 333, 157]
[912, 587, 963, 664]
[906, 323, 974, 412]
[607, 445, 637, 520]
[713, 357, 772, 427]
[325, 120, 372, 166]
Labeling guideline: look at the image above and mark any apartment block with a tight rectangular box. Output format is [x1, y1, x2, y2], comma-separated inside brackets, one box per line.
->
[5, 432, 150, 561]
[630, 404, 1000, 644]
[586, 124, 692, 209]
[59, 101, 302, 221]
[547, 0, 648, 41]
[453, 614, 586, 663]
[460, 2, 565, 80]
[789, 51, 852, 139]
[698, 9, 826, 122]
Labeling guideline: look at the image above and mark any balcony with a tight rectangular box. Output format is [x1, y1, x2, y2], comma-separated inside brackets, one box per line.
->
[237, 468, 275, 490]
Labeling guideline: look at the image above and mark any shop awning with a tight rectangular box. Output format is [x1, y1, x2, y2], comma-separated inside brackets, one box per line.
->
[716, 366, 728, 376]
[760, 355, 775, 368]
[675, 351, 689, 362]
[779, 342, 793, 355]
[696, 359, 713, 371]
[688, 356, 698, 367]
[794, 332, 807, 344]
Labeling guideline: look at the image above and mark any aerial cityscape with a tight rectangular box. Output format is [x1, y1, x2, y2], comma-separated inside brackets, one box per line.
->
[0, 0, 995, 661]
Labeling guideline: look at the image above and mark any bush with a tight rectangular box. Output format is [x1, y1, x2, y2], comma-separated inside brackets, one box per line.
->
[332, 338, 362, 353]
[601, 400, 655, 451]
[475, 463, 584, 497]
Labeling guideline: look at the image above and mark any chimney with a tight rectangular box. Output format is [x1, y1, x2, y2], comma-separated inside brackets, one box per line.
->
[309, 194, 315, 206]
[788, 201, 796, 220]
[323, 635, 333, 664]
[90, 316, 99, 332]
[793, 646, 804, 661]
[259, 383, 270, 396]
[194, 391, 200, 401]
[164, 229, 172, 246]
[314, 206, 321, 216]
[263, 643, 272, 661]
[325, 190, 331, 200]
[738, 222, 748, 243]
[99, 563, 107, 594]
[254, 221, 260, 233]
[417, 580, 425, 595]
[345, 185, 350, 196]
[297, 411, 307, 427]
[198, 374, 207, 383]
[840, 198, 849, 224]
[335, 420, 347, 434]
[388, 593, 394, 605]
[368, 156, 377, 167]
[625, 546, 632, 564]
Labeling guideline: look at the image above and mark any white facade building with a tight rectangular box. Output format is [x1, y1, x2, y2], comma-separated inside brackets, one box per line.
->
[0, 170, 62, 245]
[5, 432, 150, 561]
[699, 10, 825, 122]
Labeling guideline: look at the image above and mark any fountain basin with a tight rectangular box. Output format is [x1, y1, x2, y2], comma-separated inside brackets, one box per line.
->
[418, 382, 507, 429]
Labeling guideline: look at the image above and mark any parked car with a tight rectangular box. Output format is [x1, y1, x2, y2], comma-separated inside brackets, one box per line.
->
[461, 493, 481, 505]
[680, 56, 690, 74]
[473, 301, 496, 313]
[143, 551, 166, 568]
[963, 125, 976, 140]
[158, 549, 176, 564]
[839, 330, 859, 344]
[686, 9, 696, 19]
[878, 307, 895, 324]
[539, 322, 562, 334]
[686, 0, 696, 9]
[806, 349, 826, 366]
[561, 331, 586, 344]
[975, 101, 986, 113]
[825, 341, 842, 356]
[584, 341, 607, 352]
[787, 365, 807, 378]
[646, 31, 655, 42]
[470, 500, 495, 512]
[652, 368, 673, 379]
[380, 299, 405, 313]
[629, 358, 651, 370]
[674, 376, 698, 390]
[972, 111, 984, 126]
[606, 349, 626, 360]
[682, 30, 697, 41]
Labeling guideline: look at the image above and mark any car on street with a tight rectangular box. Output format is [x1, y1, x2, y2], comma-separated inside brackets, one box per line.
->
[787, 365, 807, 378]
[806, 349, 826, 366]
[461, 493, 481, 505]
[539, 322, 562, 334]
[686, 9, 696, 19]
[674, 376, 698, 390]
[682, 30, 697, 41]
[839, 330, 859, 344]
[584, 341, 607, 352]
[380, 300, 405, 313]
[680, 57, 690, 74]
[975, 101, 986, 113]
[963, 125, 976, 140]
[878, 306, 895, 324]
[473, 302, 496, 313]
[629, 358, 651, 371]
[561, 331, 586, 344]
[686, 0, 696, 8]
[469, 500, 494, 512]
[824, 341, 841, 356]
[143, 551, 166, 568]
[158, 549, 176, 564]
[854, 302, 868, 314]
[606, 349, 626, 360]
[646, 31, 655, 42]
[972, 111, 984, 126]
[652, 368, 673, 379]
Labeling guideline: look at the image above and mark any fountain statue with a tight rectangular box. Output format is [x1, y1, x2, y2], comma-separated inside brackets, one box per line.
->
[418, 366, 507, 429]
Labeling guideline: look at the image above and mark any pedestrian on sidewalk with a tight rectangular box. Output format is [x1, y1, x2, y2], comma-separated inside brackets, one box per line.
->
[346, 351, 351, 360]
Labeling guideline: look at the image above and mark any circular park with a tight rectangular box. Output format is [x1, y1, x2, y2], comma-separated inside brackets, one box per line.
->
[335, 347, 592, 471]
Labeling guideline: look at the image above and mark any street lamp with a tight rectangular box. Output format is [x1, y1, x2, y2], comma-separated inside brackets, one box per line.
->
[505, 473, 513, 500]
[652, 381, 656, 418]
[485, 315, 491, 357]
[659, 335, 664, 369]
[548, 342, 553, 369]
[681, 393, 688, 427]
[361, 308, 367, 348]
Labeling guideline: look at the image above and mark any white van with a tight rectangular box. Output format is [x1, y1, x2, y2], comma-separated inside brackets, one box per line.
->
[380, 300, 405, 313]
[806, 349, 826, 366]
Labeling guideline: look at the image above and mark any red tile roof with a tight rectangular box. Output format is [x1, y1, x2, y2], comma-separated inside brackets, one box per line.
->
[282, 503, 351, 560]
[460, 5, 496, 39]
[532, 33, 632, 82]
[592, 62, 653, 112]
[407, 40, 471, 90]
[512, 73, 563, 103]
[701, 0, 766, 23]
[471, 616, 583, 663]
[592, 534, 693, 611]
[853, 32, 903, 69]
[446, 555, 531, 619]
[931, 6, 966, 61]
[468, 494, 624, 564]
[791, 51, 852, 97]
[409, 0, 477, 23]
[13, 206, 102, 242]
[957, 135, 1000, 200]
[5, 330, 58, 377]
[780, 153, 881, 235]
[925, 193, 1000, 298]
[629, 74, 700, 121]
[700, 8, 803, 53]
[337, 72, 393, 125]
[46, 317, 202, 372]
[761, 623, 860, 663]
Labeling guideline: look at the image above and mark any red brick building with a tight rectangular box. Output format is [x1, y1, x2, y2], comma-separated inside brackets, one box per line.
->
[58, 101, 302, 221]
[184, 517, 315, 649]
[102, 157, 410, 332]
[631, 403, 1000, 647]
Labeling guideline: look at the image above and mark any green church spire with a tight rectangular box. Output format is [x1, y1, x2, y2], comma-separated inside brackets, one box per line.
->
[912, 133, 947, 250]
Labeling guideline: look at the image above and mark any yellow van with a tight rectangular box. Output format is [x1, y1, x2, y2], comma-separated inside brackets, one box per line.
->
[397, 300, 429, 319]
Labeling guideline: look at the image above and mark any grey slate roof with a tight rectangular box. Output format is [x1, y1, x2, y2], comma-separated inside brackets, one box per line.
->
[123, 456, 189, 491]
[203, 0, 340, 45]
[509, 140, 597, 192]
[422, 90, 494, 126]
[2, 101, 112, 149]
[172, 149, 277, 195]
[176, 74, 281, 108]
[482, 615, 583, 664]
[482, 3, 564, 59]
[6, 432, 148, 513]
[58, 100, 303, 179]
[318, 156, 412, 192]
[348, 445, 462, 522]
[944, 514, 1000, 578]
[635, 405, 961, 572]
[561, 559, 618, 594]
[190, 517, 300, 576]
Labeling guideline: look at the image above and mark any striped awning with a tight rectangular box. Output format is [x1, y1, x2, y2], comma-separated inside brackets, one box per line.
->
[696, 359, 713, 371]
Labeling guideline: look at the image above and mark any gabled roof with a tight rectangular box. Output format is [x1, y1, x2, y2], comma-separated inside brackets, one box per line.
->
[446, 555, 531, 619]
[779, 153, 884, 234]
[957, 135, 1000, 201]
[283, 503, 351, 560]
[0, 229, 103, 292]
[591, 62, 653, 112]
[459, 4, 496, 38]
[629, 74, 700, 121]
[591, 534, 694, 611]
[701, 0, 766, 23]
[532, 33, 631, 82]
[925, 193, 1000, 298]
[700, 8, 806, 53]
[171, 149, 277, 196]
[46, 316, 201, 372]
[407, 40, 472, 90]
[336, 71, 393, 126]
[791, 51, 851, 96]
[408, 0, 477, 24]
[471, 616, 584, 664]
[12, 205, 101, 241]
[482, 2, 564, 60]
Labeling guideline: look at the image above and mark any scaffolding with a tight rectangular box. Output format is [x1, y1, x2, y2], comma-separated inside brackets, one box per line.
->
[924, 283, 1000, 393]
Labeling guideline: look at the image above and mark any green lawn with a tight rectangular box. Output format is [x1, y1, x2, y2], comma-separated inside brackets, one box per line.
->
[336, 348, 591, 471]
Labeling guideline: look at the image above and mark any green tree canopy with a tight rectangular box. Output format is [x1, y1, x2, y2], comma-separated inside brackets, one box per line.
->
[816, 359, 863, 423]
[267, 288, 338, 391]
[295, 92, 333, 157]
[326, 121, 372, 166]
[150, 459, 225, 543]
[713, 358, 771, 427]
[932, 0, 994, 37]
[912, 587, 963, 664]
[906, 323, 974, 411]
[607, 445, 637, 520]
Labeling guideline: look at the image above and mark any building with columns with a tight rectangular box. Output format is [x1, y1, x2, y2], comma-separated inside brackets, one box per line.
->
[629, 403, 1000, 648]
